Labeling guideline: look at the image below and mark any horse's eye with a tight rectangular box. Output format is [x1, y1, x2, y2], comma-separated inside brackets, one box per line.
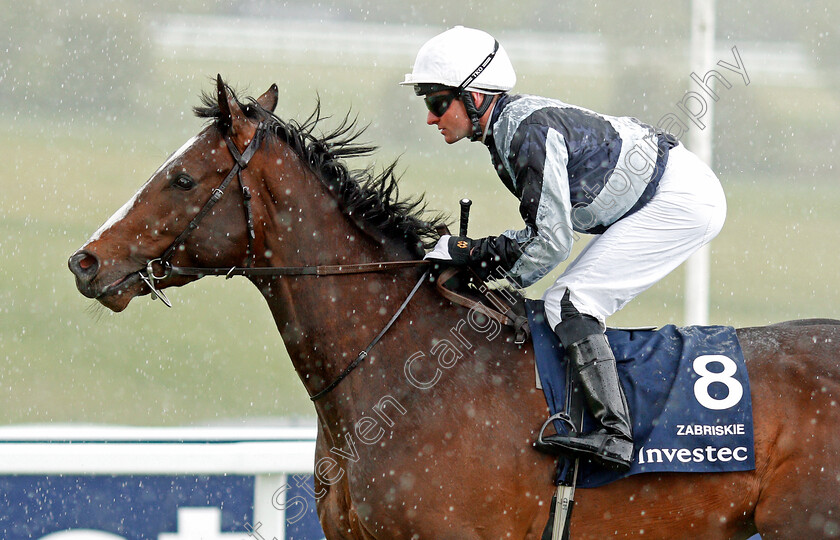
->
[171, 174, 195, 191]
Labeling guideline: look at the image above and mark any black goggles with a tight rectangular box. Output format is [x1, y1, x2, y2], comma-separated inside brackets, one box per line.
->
[424, 91, 458, 117]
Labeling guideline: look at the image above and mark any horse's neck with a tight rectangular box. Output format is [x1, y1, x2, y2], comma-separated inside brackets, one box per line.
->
[251, 157, 420, 423]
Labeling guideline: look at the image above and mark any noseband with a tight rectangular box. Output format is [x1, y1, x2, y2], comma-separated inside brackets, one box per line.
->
[137, 121, 430, 401]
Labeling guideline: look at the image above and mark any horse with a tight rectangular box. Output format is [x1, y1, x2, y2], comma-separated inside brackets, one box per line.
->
[69, 77, 840, 539]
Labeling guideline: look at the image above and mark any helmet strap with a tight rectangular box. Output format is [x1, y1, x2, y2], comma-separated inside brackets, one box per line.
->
[454, 39, 500, 142]
[460, 91, 495, 142]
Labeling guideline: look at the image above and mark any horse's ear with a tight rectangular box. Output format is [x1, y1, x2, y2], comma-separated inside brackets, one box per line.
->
[257, 84, 279, 113]
[215, 74, 247, 135]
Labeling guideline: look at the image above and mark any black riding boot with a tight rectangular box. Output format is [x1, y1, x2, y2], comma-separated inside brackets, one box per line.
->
[538, 333, 634, 472]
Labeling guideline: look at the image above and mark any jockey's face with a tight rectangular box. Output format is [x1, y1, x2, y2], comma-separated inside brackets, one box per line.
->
[425, 91, 479, 144]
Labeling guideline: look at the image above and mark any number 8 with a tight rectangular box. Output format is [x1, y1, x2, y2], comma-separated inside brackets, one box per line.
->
[693, 355, 744, 410]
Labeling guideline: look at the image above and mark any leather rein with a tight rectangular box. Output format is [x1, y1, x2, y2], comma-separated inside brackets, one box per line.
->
[137, 122, 518, 402]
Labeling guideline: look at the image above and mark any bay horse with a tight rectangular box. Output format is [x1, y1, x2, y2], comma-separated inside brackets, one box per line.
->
[69, 77, 840, 539]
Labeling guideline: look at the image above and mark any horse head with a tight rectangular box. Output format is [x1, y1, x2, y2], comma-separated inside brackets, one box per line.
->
[68, 76, 280, 312]
[70, 75, 441, 316]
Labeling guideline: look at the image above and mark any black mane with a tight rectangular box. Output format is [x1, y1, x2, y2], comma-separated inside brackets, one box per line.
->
[194, 85, 446, 257]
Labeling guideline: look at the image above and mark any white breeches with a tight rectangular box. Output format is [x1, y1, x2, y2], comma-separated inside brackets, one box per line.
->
[542, 144, 727, 330]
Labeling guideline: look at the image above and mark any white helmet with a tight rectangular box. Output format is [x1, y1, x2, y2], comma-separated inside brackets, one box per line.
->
[400, 26, 516, 94]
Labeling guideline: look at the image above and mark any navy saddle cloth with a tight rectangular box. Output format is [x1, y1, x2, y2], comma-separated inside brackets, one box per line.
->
[525, 300, 756, 488]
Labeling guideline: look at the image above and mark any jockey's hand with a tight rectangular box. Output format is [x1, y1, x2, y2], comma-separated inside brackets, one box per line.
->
[424, 235, 474, 266]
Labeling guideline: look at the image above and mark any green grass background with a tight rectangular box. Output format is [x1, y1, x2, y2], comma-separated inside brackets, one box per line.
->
[1, 53, 838, 426]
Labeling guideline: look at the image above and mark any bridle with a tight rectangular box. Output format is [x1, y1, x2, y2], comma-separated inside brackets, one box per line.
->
[137, 121, 431, 402]
[139, 123, 267, 305]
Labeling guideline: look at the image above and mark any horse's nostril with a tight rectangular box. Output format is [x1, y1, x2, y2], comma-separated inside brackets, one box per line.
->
[68, 251, 100, 280]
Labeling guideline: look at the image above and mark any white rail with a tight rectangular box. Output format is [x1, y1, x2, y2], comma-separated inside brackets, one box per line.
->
[148, 15, 817, 85]
[0, 425, 322, 540]
[0, 425, 316, 475]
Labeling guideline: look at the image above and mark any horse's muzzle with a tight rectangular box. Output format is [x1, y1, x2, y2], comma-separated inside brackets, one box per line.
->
[68, 250, 101, 297]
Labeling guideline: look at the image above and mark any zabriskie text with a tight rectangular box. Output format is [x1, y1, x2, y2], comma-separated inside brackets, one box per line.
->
[676, 423, 746, 437]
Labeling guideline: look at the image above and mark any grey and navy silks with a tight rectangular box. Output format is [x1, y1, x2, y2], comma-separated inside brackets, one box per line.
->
[525, 300, 755, 488]
[476, 94, 678, 288]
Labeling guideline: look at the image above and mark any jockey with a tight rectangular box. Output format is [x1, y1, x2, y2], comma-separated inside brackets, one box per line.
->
[401, 26, 727, 472]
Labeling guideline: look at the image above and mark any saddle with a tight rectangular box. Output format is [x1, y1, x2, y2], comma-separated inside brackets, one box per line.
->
[434, 266, 531, 344]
